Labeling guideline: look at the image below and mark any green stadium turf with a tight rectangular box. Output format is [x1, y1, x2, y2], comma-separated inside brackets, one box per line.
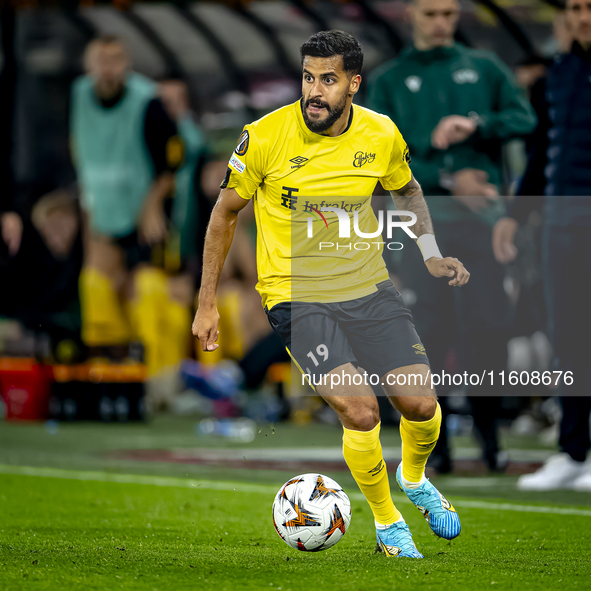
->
[1, 417, 590, 590]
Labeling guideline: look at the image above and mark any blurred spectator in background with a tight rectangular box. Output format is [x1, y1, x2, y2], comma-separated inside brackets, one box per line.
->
[511, 7, 572, 201]
[368, 0, 536, 472]
[159, 80, 211, 285]
[514, 55, 552, 94]
[1, 104, 22, 259]
[70, 36, 184, 376]
[491, 8, 573, 353]
[494, 0, 591, 492]
[0, 5, 21, 261]
[553, 7, 575, 55]
[513, 7, 572, 96]
[160, 82, 270, 371]
[0, 183, 83, 354]
[154, 79, 212, 402]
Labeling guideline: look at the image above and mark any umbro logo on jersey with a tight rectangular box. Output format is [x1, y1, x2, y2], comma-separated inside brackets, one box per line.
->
[353, 151, 376, 168]
[290, 156, 309, 169]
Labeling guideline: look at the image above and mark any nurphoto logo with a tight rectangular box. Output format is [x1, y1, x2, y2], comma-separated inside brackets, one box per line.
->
[306, 206, 417, 252]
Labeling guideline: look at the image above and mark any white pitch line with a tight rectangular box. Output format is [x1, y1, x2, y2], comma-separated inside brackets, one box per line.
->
[1, 464, 591, 517]
[440, 477, 507, 487]
[0, 464, 273, 494]
[451, 500, 591, 516]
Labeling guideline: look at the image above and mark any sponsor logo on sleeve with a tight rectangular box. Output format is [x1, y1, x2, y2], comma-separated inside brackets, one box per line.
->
[229, 153, 246, 174]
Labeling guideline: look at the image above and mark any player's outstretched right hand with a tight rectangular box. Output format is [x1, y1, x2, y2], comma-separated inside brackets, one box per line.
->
[425, 257, 470, 287]
[192, 306, 220, 351]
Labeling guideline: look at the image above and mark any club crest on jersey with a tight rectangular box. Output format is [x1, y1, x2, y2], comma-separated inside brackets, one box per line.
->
[404, 75, 422, 92]
[353, 151, 376, 168]
[452, 69, 479, 84]
[235, 130, 249, 156]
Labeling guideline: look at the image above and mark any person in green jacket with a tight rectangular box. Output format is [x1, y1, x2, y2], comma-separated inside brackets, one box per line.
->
[367, 0, 537, 473]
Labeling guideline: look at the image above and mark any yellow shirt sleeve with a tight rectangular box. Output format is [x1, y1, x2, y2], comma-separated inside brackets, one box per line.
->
[379, 123, 412, 192]
[223, 125, 266, 200]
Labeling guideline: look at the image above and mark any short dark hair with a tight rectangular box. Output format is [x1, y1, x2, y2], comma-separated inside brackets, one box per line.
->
[300, 30, 363, 75]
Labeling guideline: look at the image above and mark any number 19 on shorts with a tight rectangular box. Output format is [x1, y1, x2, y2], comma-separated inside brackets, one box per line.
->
[306, 344, 329, 374]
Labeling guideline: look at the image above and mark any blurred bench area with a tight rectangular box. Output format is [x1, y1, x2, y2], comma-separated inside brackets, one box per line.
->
[0, 1, 570, 469]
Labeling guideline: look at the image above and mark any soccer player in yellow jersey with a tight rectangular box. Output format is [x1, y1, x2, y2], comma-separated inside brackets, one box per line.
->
[193, 30, 469, 558]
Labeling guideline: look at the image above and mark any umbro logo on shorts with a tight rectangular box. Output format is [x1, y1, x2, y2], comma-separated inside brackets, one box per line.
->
[413, 344, 426, 356]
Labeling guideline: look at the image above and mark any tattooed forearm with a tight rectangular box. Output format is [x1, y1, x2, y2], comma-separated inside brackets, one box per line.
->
[389, 175, 434, 238]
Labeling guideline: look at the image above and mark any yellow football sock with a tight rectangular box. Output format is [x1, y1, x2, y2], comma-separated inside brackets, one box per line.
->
[400, 402, 442, 483]
[79, 268, 131, 346]
[343, 422, 401, 526]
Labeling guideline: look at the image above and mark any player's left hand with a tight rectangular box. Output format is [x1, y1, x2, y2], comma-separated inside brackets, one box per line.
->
[425, 257, 470, 287]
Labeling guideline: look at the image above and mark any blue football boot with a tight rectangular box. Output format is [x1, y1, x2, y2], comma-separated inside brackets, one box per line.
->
[375, 521, 424, 558]
[396, 463, 461, 540]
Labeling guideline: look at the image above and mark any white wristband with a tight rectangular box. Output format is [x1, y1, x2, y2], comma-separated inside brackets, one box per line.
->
[417, 234, 443, 262]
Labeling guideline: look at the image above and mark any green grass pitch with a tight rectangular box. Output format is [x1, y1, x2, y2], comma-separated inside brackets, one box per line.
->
[1, 418, 591, 590]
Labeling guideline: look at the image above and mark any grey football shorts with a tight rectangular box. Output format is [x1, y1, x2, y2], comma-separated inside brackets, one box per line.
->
[265, 279, 430, 384]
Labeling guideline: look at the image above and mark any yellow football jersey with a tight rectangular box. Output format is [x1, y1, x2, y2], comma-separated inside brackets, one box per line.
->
[223, 99, 412, 310]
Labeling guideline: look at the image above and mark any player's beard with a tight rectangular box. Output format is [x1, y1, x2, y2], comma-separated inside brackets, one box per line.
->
[301, 92, 348, 134]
